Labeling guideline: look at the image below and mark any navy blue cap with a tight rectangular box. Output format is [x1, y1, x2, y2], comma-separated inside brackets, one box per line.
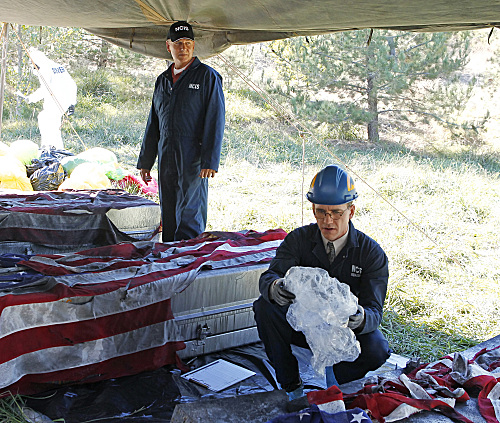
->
[167, 21, 194, 42]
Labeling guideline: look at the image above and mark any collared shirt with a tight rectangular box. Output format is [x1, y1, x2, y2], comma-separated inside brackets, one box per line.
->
[320, 226, 349, 258]
[173, 65, 187, 75]
[258, 221, 389, 335]
[172, 58, 195, 83]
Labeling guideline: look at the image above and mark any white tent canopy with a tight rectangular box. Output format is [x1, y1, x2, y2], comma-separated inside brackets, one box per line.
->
[1, 0, 500, 58]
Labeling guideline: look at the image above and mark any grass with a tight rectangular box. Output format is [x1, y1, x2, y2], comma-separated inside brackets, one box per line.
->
[0, 393, 59, 423]
[205, 150, 500, 361]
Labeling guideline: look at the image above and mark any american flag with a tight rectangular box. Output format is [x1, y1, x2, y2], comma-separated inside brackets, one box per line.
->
[0, 229, 286, 395]
[0, 189, 160, 249]
[341, 345, 500, 423]
[283, 346, 500, 423]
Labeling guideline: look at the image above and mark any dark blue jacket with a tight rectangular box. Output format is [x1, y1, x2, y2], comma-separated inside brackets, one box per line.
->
[259, 221, 389, 335]
[137, 57, 225, 173]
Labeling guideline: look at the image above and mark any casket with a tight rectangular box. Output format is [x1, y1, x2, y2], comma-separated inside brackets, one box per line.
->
[0, 230, 285, 395]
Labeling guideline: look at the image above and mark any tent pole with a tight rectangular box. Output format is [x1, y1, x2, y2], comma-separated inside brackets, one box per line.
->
[0, 23, 9, 138]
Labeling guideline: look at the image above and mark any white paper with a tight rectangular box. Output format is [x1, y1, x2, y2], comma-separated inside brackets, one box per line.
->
[181, 359, 256, 392]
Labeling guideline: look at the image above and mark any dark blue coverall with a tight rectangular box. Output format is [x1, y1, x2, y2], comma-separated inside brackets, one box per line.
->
[137, 57, 225, 242]
[253, 221, 390, 391]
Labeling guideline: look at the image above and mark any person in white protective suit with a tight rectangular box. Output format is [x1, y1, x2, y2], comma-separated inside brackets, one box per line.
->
[20, 48, 77, 150]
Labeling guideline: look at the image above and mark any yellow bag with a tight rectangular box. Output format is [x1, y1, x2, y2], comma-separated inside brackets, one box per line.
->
[77, 147, 117, 165]
[58, 162, 111, 191]
[1, 177, 34, 191]
[9, 139, 40, 166]
[0, 155, 34, 191]
[61, 147, 126, 180]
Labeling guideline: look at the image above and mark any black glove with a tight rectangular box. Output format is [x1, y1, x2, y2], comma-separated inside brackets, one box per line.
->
[269, 278, 295, 306]
[348, 304, 365, 331]
[67, 105, 75, 116]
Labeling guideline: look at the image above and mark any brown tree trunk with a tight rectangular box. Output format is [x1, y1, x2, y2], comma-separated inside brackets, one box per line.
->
[367, 71, 379, 142]
[97, 38, 109, 68]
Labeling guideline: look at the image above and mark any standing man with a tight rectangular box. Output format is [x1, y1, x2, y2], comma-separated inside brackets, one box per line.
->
[253, 164, 390, 400]
[137, 21, 225, 242]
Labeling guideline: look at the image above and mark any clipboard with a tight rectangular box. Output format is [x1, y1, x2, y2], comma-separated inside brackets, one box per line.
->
[181, 359, 256, 392]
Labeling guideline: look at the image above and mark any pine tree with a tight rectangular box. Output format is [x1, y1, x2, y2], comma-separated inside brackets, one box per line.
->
[268, 30, 475, 142]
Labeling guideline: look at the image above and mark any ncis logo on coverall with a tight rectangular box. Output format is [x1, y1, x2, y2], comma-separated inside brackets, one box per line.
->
[351, 265, 362, 277]
[188, 83, 200, 89]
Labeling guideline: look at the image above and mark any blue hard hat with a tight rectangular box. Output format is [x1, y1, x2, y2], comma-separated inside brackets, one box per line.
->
[306, 165, 358, 205]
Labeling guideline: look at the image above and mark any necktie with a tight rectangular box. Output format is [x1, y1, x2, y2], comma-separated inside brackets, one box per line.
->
[327, 241, 335, 263]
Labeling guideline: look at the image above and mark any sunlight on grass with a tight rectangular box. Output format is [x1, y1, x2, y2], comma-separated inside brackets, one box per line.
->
[207, 158, 317, 233]
[225, 91, 274, 124]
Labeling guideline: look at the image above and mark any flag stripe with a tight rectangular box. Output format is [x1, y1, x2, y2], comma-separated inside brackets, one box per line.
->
[8, 342, 185, 396]
[0, 266, 200, 320]
[0, 190, 158, 215]
[1, 319, 183, 388]
[1, 299, 173, 362]
[0, 212, 137, 247]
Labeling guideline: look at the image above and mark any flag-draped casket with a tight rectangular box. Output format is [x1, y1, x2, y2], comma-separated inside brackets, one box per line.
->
[0, 229, 286, 395]
[0, 190, 161, 254]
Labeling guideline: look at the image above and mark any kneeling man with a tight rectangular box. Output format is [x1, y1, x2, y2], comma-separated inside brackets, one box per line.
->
[253, 164, 390, 400]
